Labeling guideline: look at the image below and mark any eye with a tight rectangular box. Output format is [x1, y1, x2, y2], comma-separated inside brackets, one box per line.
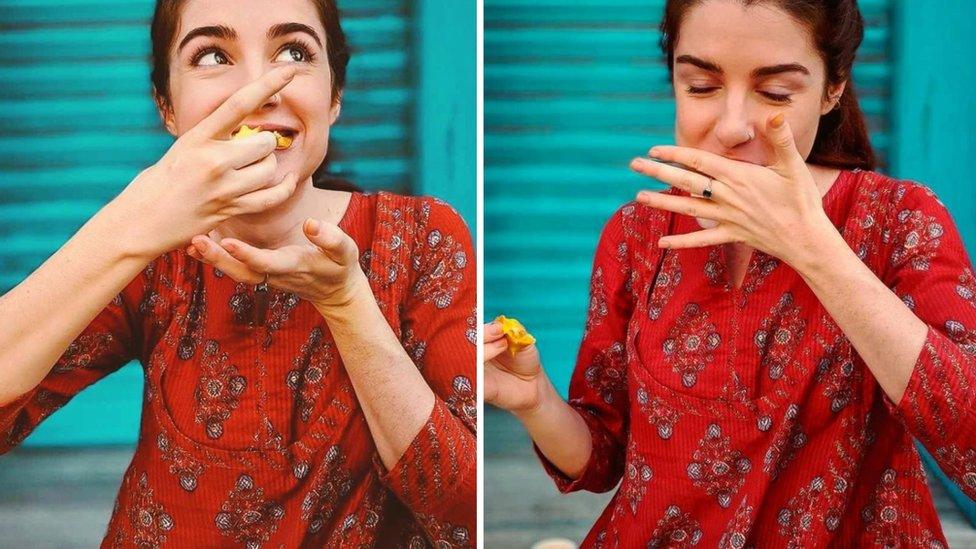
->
[759, 91, 793, 104]
[685, 85, 719, 95]
[275, 41, 315, 63]
[193, 47, 229, 66]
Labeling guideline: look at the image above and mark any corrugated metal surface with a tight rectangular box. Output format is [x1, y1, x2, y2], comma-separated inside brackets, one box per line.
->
[0, 0, 416, 445]
[484, 0, 892, 392]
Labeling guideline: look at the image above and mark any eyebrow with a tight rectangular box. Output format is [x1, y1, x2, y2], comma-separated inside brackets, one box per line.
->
[675, 55, 811, 78]
[177, 22, 323, 53]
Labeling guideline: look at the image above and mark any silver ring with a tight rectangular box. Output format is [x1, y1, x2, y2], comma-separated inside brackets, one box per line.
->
[702, 178, 714, 199]
[256, 273, 269, 291]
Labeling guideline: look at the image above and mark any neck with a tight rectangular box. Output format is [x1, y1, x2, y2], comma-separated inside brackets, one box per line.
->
[211, 177, 350, 250]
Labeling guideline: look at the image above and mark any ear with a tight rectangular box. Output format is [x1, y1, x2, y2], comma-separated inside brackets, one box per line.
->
[821, 80, 847, 115]
[329, 93, 342, 125]
[153, 87, 178, 137]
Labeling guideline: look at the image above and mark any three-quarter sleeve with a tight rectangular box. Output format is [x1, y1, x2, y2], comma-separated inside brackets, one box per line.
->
[880, 182, 976, 498]
[374, 198, 476, 547]
[535, 205, 633, 494]
[0, 264, 150, 453]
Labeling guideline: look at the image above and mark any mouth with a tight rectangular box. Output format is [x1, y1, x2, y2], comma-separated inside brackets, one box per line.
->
[232, 124, 299, 150]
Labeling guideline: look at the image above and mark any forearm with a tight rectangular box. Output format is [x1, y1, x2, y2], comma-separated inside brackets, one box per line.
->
[0, 201, 153, 405]
[514, 374, 594, 480]
[314, 275, 437, 470]
[793, 225, 927, 405]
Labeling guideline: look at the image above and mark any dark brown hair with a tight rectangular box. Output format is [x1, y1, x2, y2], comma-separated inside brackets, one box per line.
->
[660, 0, 877, 171]
[149, 0, 358, 190]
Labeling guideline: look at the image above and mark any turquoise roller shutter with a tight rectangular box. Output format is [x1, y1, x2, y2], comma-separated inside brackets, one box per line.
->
[484, 0, 893, 394]
[0, 0, 416, 446]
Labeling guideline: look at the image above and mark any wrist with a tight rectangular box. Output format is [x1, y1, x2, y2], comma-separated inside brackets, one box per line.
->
[89, 199, 163, 264]
[313, 270, 374, 323]
[791, 217, 852, 283]
[513, 373, 560, 425]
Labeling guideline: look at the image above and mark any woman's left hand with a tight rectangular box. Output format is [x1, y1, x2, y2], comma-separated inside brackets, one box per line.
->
[630, 112, 836, 268]
[185, 218, 370, 310]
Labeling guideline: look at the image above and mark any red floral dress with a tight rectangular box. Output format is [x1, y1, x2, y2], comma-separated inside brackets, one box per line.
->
[0, 191, 477, 548]
[539, 169, 976, 547]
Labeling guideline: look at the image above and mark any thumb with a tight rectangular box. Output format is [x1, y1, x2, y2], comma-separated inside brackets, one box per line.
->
[764, 112, 805, 174]
[303, 218, 357, 264]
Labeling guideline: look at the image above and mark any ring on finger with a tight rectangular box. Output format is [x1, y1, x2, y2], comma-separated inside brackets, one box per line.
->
[702, 178, 714, 199]
[256, 272, 270, 291]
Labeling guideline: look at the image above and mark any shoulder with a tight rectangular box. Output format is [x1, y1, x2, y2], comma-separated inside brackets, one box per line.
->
[599, 194, 672, 249]
[358, 191, 470, 234]
[845, 169, 946, 215]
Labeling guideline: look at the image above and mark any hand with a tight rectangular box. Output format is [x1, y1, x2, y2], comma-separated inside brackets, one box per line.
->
[629, 112, 836, 268]
[186, 218, 370, 312]
[110, 65, 302, 258]
[484, 319, 548, 416]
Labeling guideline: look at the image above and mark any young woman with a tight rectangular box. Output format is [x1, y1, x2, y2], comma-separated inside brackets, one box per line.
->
[486, 0, 974, 546]
[0, 0, 475, 546]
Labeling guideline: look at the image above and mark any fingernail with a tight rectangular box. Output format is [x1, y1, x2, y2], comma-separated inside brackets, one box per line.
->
[638, 190, 653, 200]
[648, 147, 661, 157]
[222, 240, 237, 253]
[770, 112, 786, 128]
[305, 218, 321, 235]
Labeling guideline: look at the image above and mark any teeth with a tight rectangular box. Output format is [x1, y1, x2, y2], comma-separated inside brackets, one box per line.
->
[232, 125, 293, 150]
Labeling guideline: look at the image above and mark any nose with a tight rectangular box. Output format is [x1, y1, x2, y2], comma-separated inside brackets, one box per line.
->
[713, 93, 757, 150]
[261, 92, 281, 110]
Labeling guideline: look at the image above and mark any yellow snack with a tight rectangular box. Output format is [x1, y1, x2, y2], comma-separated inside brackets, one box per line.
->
[232, 124, 293, 150]
[495, 315, 536, 356]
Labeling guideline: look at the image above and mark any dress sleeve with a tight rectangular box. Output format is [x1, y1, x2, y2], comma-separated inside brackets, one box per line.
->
[374, 198, 476, 547]
[0, 264, 150, 453]
[535, 205, 633, 494]
[879, 181, 976, 498]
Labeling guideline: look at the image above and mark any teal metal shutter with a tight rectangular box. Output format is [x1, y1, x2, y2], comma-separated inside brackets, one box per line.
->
[485, 0, 892, 393]
[0, 0, 416, 446]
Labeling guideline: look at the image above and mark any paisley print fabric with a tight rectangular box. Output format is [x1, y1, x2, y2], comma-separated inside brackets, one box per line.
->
[0, 191, 476, 548]
[536, 170, 975, 547]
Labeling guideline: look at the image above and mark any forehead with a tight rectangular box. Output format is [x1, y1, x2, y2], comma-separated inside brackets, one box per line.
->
[676, 0, 822, 73]
[177, 0, 324, 38]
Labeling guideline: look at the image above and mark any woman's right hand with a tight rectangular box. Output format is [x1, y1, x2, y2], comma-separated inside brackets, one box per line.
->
[109, 65, 302, 258]
[484, 319, 549, 416]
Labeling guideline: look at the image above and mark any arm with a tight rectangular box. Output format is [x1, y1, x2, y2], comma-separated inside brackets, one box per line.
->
[0, 204, 151, 407]
[794, 182, 976, 497]
[486, 206, 633, 493]
[317, 200, 476, 540]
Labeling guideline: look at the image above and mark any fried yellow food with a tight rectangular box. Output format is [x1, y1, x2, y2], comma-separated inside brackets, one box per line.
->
[232, 124, 293, 150]
[495, 315, 536, 356]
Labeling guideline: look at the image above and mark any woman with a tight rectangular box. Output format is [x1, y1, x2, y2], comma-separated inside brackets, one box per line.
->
[0, 0, 475, 547]
[486, 0, 974, 546]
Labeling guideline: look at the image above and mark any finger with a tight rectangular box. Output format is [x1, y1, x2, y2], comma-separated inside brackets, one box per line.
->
[630, 157, 727, 200]
[646, 144, 740, 183]
[636, 190, 726, 221]
[658, 228, 733, 249]
[484, 322, 505, 343]
[222, 131, 279, 170]
[219, 238, 301, 276]
[192, 66, 299, 139]
[190, 236, 263, 283]
[484, 338, 509, 362]
[761, 112, 806, 174]
[303, 218, 358, 265]
[231, 172, 299, 215]
[229, 152, 279, 195]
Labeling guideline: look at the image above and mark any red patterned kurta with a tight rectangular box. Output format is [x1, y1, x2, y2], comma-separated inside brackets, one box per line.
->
[0, 191, 476, 548]
[539, 169, 976, 547]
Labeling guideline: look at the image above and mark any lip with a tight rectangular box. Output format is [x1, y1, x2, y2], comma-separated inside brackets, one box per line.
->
[239, 123, 300, 136]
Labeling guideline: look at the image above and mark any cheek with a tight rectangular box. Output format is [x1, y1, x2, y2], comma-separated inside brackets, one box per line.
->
[673, 97, 713, 146]
[788, 115, 821, 158]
